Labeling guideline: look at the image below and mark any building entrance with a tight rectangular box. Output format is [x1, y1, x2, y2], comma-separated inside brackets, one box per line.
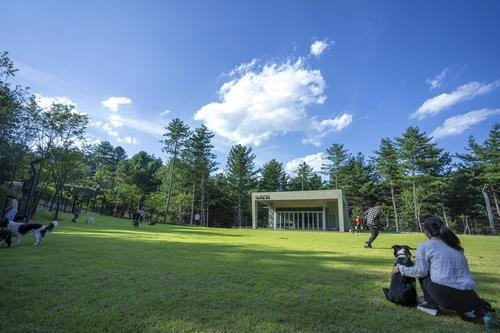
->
[275, 211, 323, 230]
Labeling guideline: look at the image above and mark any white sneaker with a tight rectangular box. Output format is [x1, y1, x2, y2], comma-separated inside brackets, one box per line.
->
[417, 302, 439, 316]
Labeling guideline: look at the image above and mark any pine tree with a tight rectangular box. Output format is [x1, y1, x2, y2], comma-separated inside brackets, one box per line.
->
[226, 144, 257, 227]
[290, 162, 322, 191]
[183, 125, 217, 226]
[260, 159, 287, 191]
[322, 143, 350, 189]
[160, 118, 190, 223]
[373, 138, 402, 231]
[396, 127, 450, 230]
[460, 123, 500, 219]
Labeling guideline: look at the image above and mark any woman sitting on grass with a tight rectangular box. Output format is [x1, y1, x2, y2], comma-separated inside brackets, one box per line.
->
[393, 216, 494, 328]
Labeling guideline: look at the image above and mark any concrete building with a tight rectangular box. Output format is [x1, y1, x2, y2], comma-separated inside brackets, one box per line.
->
[251, 190, 349, 232]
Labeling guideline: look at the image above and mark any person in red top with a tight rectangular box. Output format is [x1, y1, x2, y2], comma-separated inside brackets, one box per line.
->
[354, 215, 362, 234]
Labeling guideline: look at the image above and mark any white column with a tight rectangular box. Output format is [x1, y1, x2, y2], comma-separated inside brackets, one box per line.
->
[322, 206, 326, 231]
[338, 196, 345, 232]
[251, 195, 257, 229]
[273, 209, 277, 230]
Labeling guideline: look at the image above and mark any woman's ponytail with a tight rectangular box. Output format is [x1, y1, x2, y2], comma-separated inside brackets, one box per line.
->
[423, 216, 464, 252]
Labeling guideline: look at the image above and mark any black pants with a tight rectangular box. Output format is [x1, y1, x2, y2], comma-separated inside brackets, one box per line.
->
[420, 276, 485, 319]
[366, 225, 379, 245]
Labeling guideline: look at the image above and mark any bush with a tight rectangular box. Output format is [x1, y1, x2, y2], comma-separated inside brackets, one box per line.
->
[0, 184, 15, 211]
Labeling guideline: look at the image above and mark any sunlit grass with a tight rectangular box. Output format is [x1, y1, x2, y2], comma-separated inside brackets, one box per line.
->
[1, 209, 498, 332]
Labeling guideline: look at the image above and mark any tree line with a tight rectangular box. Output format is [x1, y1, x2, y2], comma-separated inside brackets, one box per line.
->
[1, 51, 498, 233]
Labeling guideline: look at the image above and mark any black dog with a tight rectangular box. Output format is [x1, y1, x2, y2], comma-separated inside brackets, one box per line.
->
[383, 245, 418, 306]
[0, 228, 12, 247]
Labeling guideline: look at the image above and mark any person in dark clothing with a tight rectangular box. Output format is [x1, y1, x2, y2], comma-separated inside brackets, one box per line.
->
[363, 202, 383, 248]
[71, 202, 81, 223]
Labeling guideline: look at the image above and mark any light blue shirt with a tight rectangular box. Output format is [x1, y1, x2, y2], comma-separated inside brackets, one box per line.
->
[399, 237, 476, 291]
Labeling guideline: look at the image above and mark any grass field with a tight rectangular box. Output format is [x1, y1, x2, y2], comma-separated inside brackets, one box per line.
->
[1, 210, 499, 333]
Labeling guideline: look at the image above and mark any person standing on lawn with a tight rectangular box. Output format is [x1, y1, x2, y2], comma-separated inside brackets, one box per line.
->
[71, 202, 81, 223]
[4, 195, 18, 221]
[363, 202, 383, 248]
[393, 216, 494, 328]
[354, 215, 363, 234]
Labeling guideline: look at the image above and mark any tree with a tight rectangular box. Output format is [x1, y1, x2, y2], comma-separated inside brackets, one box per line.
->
[290, 162, 322, 191]
[47, 148, 88, 219]
[40, 104, 89, 218]
[0, 52, 35, 183]
[339, 153, 376, 211]
[396, 127, 450, 230]
[373, 138, 402, 231]
[467, 124, 500, 218]
[322, 143, 350, 189]
[259, 159, 287, 191]
[183, 125, 217, 225]
[161, 118, 190, 223]
[226, 144, 257, 227]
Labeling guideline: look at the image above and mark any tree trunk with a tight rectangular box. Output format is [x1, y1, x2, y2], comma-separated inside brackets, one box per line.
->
[441, 202, 449, 227]
[190, 182, 195, 226]
[200, 177, 205, 226]
[491, 185, 500, 219]
[163, 159, 176, 224]
[53, 187, 62, 220]
[237, 194, 242, 228]
[412, 179, 421, 231]
[206, 188, 210, 227]
[390, 184, 399, 233]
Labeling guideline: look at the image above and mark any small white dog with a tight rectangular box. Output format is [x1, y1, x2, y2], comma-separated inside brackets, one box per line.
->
[85, 216, 95, 224]
[0, 218, 59, 246]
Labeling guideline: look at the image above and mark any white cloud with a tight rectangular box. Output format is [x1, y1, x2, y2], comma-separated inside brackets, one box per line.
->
[93, 121, 139, 145]
[159, 109, 171, 117]
[229, 58, 257, 76]
[426, 68, 449, 90]
[34, 93, 86, 115]
[430, 108, 500, 139]
[412, 79, 500, 120]
[117, 136, 139, 145]
[101, 96, 132, 113]
[195, 58, 351, 146]
[310, 39, 332, 57]
[285, 153, 325, 175]
[303, 114, 353, 146]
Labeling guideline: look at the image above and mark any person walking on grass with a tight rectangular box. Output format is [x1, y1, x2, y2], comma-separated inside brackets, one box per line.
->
[71, 202, 81, 223]
[393, 216, 494, 328]
[363, 202, 383, 248]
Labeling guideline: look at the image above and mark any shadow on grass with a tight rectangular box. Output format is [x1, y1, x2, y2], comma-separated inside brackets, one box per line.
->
[2, 226, 498, 333]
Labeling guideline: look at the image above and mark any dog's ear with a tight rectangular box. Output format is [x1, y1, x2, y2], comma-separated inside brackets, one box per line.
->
[392, 245, 401, 257]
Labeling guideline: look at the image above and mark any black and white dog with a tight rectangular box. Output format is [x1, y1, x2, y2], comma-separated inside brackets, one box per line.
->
[0, 228, 13, 247]
[383, 245, 419, 306]
[0, 218, 58, 246]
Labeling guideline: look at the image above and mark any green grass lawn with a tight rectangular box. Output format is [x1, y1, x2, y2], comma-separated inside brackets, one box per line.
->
[1, 210, 499, 333]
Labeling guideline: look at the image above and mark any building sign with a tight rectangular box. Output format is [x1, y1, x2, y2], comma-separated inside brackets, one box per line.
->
[256, 195, 271, 201]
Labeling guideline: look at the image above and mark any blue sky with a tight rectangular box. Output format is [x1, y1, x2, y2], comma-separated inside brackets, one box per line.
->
[1, 0, 499, 173]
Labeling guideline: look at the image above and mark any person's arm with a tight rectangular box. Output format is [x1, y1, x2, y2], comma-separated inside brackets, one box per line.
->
[398, 245, 429, 278]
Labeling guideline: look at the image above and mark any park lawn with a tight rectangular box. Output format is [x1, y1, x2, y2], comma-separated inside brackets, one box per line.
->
[1, 211, 499, 333]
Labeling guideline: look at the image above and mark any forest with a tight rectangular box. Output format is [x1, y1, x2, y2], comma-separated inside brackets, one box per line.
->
[1, 51, 499, 233]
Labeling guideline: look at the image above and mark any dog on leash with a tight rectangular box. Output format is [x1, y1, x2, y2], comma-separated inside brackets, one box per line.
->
[383, 245, 419, 306]
[0, 218, 59, 246]
[0, 228, 13, 247]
